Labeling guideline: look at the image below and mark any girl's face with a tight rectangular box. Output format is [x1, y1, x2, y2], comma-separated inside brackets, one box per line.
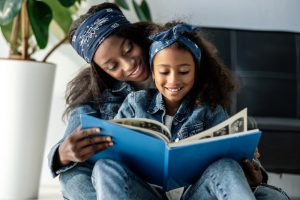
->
[152, 44, 195, 111]
[93, 35, 149, 82]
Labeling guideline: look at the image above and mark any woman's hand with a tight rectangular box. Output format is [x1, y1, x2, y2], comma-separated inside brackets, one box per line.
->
[58, 126, 113, 166]
[241, 148, 263, 187]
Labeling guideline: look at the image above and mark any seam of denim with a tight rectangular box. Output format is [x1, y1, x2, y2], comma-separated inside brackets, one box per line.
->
[210, 174, 228, 200]
[255, 184, 291, 200]
[91, 172, 96, 187]
[56, 162, 78, 175]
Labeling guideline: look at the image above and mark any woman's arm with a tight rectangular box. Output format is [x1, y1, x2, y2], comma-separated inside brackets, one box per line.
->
[48, 105, 113, 177]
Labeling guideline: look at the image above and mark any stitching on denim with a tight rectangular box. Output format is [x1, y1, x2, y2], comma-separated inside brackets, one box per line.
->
[211, 173, 228, 200]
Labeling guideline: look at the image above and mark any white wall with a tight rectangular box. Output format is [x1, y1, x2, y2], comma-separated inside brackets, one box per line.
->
[149, 0, 300, 32]
[1, 0, 300, 197]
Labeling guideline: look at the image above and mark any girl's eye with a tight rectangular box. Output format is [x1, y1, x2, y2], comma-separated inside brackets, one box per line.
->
[179, 71, 189, 75]
[158, 71, 169, 75]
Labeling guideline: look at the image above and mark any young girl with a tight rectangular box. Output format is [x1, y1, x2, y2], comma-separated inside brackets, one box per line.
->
[106, 22, 290, 200]
[115, 22, 235, 141]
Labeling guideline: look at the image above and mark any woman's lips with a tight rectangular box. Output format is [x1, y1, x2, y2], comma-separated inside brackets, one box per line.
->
[128, 61, 145, 79]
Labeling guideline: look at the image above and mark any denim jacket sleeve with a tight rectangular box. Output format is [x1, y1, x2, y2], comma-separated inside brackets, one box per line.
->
[114, 92, 135, 119]
[47, 105, 97, 178]
[206, 105, 229, 128]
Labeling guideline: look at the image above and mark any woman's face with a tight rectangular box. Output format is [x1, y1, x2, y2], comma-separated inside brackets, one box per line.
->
[93, 35, 149, 82]
[152, 44, 195, 110]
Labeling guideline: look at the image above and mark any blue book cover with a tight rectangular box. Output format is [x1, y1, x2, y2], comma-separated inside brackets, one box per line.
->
[80, 111, 261, 191]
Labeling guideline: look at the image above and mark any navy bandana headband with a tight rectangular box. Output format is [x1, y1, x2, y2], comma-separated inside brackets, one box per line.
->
[149, 23, 201, 69]
[71, 8, 130, 63]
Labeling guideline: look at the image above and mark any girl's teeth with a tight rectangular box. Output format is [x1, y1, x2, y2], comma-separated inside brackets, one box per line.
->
[168, 88, 181, 92]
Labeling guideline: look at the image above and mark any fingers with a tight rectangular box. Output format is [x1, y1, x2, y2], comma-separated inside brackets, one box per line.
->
[65, 127, 100, 144]
[64, 139, 113, 163]
[77, 134, 113, 149]
[60, 126, 114, 163]
[77, 127, 101, 140]
[254, 148, 260, 159]
[242, 159, 254, 172]
[241, 158, 263, 187]
[78, 142, 114, 161]
[252, 159, 261, 170]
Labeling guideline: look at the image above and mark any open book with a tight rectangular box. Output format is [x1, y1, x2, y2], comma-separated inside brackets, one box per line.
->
[80, 108, 261, 191]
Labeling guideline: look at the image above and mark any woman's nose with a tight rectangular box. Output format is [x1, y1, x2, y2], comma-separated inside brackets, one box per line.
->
[123, 60, 133, 71]
[121, 58, 135, 74]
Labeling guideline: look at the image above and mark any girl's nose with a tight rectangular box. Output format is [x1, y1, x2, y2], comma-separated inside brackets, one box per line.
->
[168, 72, 178, 84]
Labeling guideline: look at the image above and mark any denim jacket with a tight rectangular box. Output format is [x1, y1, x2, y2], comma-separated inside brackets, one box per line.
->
[48, 81, 134, 177]
[115, 89, 229, 142]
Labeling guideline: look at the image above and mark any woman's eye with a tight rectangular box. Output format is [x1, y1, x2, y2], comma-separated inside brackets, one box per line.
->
[124, 41, 133, 54]
[107, 64, 118, 71]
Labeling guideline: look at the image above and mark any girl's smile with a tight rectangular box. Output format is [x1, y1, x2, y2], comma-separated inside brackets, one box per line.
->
[152, 44, 195, 114]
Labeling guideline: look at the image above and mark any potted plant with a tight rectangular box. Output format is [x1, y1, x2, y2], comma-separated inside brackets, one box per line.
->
[0, 0, 151, 199]
[0, 0, 82, 199]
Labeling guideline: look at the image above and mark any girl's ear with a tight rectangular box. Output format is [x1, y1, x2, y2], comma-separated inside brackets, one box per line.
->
[151, 70, 155, 81]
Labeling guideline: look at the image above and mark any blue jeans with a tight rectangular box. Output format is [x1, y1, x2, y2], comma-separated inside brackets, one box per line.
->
[59, 159, 290, 200]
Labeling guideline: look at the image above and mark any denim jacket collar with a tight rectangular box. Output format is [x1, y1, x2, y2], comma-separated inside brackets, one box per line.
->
[148, 91, 192, 122]
[111, 81, 135, 93]
[148, 92, 166, 114]
[93, 81, 134, 104]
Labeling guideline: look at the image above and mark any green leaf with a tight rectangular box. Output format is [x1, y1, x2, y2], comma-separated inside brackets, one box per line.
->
[0, 22, 13, 43]
[27, 0, 53, 49]
[132, 0, 147, 22]
[114, 0, 129, 10]
[140, 0, 152, 21]
[58, 0, 76, 7]
[0, 0, 22, 25]
[42, 0, 73, 36]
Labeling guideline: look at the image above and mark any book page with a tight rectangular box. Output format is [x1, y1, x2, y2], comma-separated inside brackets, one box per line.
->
[175, 108, 247, 144]
[111, 118, 172, 142]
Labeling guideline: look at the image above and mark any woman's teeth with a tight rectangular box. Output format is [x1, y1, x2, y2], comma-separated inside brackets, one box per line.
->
[128, 63, 143, 78]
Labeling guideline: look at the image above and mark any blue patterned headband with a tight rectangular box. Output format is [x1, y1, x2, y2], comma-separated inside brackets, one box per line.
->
[71, 8, 130, 63]
[149, 23, 201, 69]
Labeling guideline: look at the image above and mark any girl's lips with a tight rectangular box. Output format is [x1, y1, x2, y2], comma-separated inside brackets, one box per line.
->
[165, 87, 183, 95]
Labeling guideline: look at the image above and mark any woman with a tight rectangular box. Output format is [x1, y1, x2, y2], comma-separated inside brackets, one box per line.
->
[48, 3, 289, 200]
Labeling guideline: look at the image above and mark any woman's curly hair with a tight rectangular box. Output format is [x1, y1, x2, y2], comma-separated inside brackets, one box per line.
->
[63, 3, 158, 118]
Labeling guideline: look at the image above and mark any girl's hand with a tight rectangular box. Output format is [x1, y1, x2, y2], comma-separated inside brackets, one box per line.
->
[58, 127, 113, 166]
[241, 148, 263, 187]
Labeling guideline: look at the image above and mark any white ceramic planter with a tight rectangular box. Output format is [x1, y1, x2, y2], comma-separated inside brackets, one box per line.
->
[0, 59, 56, 199]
